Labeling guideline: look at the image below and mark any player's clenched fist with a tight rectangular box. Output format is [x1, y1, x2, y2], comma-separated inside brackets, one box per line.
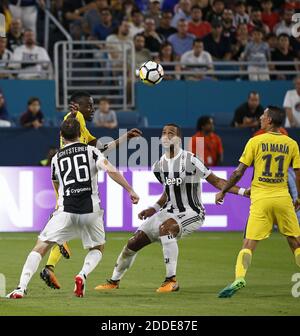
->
[129, 190, 139, 204]
[138, 207, 156, 220]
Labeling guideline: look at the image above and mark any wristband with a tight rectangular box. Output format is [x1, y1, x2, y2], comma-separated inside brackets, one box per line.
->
[151, 203, 161, 212]
[238, 188, 246, 196]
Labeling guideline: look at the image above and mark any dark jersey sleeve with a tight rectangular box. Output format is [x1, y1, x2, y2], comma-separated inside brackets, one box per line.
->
[152, 160, 162, 184]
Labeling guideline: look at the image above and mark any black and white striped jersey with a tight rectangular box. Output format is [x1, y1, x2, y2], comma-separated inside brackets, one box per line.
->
[51, 142, 105, 214]
[153, 149, 211, 215]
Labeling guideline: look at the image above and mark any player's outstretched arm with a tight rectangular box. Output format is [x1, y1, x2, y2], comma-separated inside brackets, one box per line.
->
[138, 192, 168, 220]
[97, 158, 139, 204]
[103, 128, 143, 153]
[208, 163, 249, 204]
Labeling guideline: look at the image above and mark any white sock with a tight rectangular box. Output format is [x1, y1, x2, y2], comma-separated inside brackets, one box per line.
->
[111, 246, 137, 281]
[18, 251, 42, 291]
[79, 249, 102, 278]
[160, 235, 178, 278]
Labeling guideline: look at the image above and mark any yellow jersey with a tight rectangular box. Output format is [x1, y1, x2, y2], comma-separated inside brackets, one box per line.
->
[60, 111, 96, 148]
[239, 132, 300, 202]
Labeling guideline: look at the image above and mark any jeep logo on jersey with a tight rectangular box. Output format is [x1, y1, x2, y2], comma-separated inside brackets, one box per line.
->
[164, 177, 183, 186]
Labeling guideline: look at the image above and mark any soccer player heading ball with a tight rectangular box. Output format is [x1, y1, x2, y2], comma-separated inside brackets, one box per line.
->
[7, 118, 139, 299]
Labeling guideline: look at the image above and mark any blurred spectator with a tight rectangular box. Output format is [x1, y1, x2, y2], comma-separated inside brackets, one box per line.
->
[119, 0, 137, 22]
[168, 19, 195, 57]
[231, 91, 264, 128]
[156, 10, 177, 41]
[222, 8, 236, 41]
[92, 8, 118, 41]
[266, 32, 278, 53]
[128, 10, 144, 38]
[145, 0, 161, 27]
[8, 0, 43, 34]
[93, 97, 117, 129]
[40, 147, 58, 166]
[12, 29, 51, 79]
[84, 0, 109, 34]
[261, 0, 280, 32]
[188, 116, 223, 166]
[202, 19, 231, 60]
[7, 18, 23, 52]
[205, 0, 224, 23]
[20, 97, 44, 128]
[247, 7, 270, 35]
[0, 37, 13, 78]
[134, 33, 151, 69]
[194, 0, 211, 19]
[142, 18, 163, 53]
[243, 28, 270, 81]
[106, 20, 131, 61]
[63, 0, 95, 29]
[188, 5, 211, 39]
[271, 33, 298, 80]
[180, 38, 213, 80]
[171, 0, 192, 28]
[0, 92, 9, 121]
[283, 0, 300, 11]
[231, 23, 248, 60]
[274, 9, 294, 36]
[0, 0, 12, 33]
[155, 42, 180, 80]
[233, 0, 249, 26]
[283, 75, 300, 127]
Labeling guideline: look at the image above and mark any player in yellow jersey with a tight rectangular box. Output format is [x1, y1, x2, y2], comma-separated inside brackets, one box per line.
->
[215, 106, 300, 298]
[40, 91, 142, 289]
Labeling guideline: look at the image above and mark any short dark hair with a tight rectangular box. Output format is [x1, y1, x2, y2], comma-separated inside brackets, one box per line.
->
[60, 118, 81, 141]
[197, 116, 212, 130]
[266, 106, 286, 127]
[70, 91, 91, 104]
[27, 97, 40, 105]
[193, 38, 203, 46]
[165, 123, 182, 137]
[248, 91, 259, 98]
[278, 33, 290, 40]
[134, 33, 145, 40]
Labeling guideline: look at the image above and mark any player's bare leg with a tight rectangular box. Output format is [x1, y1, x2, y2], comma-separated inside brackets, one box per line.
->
[286, 236, 300, 267]
[74, 245, 104, 297]
[7, 240, 55, 299]
[219, 239, 258, 298]
[94, 231, 151, 290]
[156, 218, 180, 293]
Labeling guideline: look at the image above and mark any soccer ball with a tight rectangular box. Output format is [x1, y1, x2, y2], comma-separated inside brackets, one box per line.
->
[139, 61, 164, 85]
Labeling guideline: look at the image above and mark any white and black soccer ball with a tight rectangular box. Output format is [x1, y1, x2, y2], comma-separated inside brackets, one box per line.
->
[139, 61, 164, 85]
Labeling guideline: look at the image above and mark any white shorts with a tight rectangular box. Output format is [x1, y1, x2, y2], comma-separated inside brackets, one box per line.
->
[38, 210, 105, 249]
[137, 208, 204, 242]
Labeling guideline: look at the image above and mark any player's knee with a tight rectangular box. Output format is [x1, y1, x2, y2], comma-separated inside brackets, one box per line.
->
[159, 219, 180, 237]
[90, 245, 104, 253]
[127, 231, 151, 252]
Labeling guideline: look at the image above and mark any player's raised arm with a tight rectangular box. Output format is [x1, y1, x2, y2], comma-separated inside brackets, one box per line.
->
[138, 192, 168, 220]
[100, 128, 143, 153]
[96, 157, 139, 204]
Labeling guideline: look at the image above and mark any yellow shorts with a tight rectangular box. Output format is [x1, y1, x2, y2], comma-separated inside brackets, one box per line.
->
[245, 197, 300, 240]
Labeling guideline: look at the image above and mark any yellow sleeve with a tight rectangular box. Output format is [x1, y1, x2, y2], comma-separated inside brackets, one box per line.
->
[291, 141, 300, 169]
[239, 138, 255, 166]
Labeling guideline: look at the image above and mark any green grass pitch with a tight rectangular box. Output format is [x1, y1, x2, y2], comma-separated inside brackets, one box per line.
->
[0, 231, 300, 316]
